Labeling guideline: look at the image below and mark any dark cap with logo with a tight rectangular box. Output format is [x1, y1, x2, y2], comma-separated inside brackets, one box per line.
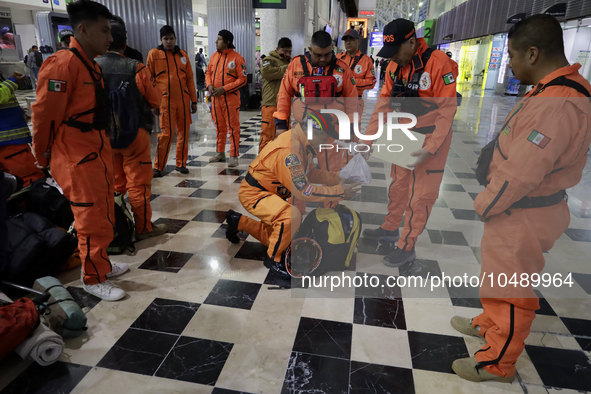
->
[377, 18, 415, 58]
[342, 29, 360, 40]
[58, 29, 74, 41]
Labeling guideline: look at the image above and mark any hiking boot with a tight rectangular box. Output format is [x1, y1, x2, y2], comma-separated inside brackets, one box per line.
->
[153, 169, 163, 178]
[176, 166, 189, 174]
[83, 280, 126, 301]
[264, 257, 291, 279]
[136, 223, 168, 241]
[452, 357, 515, 383]
[106, 262, 129, 279]
[383, 247, 415, 267]
[209, 152, 226, 162]
[226, 210, 242, 244]
[450, 316, 482, 338]
[362, 227, 400, 242]
[228, 156, 239, 167]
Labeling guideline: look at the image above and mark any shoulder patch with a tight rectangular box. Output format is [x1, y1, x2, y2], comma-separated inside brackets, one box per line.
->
[285, 153, 302, 167]
[527, 130, 551, 148]
[262, 60, 270, 67]
[442, 72, 455, 85]
[303, 185, 313, 196]
[371, 68, 375, 75]
[48, 80, 67, 92]
[241, 64, 246, 69]
[337, 67, 344, 73]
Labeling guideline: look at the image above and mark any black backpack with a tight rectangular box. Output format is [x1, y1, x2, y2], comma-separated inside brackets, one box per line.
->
[107, 195, 135, 255]
[34, 51, 43, 68]
[27, 179, 74, 229]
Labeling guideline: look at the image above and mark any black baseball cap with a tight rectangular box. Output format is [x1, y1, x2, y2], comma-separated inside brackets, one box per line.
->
[343, 29, 360, 40]
[59, 29, 74, 41]
[377, 19, 415, 58]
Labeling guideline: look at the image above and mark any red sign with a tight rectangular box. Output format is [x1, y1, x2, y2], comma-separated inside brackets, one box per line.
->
[360, 10, 375, 16]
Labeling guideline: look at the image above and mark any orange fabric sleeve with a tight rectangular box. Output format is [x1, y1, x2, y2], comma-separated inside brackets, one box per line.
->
[474, 104, 577, 218]
[31, 56, 71, 167]
[274, 150, 344, 202]
[205, 53, 215, 87]
[223, 55, 247, 94]
[182, 50, 198, 102]
[355, 57, 376, 90]
[135, 63, 162, 109]
[146, 50, 157, 78]
[274, 59, 297, 121]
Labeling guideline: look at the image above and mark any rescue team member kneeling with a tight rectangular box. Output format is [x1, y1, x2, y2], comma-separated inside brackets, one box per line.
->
[363, 19, 457, 267]
[450, 15, 591, 383]
[32, 0, 128, 301]
[96, 20, 168, 241]
[206, 30, 247, 168]
[148, 25, 198, 177]
[225, 120, 361, 278]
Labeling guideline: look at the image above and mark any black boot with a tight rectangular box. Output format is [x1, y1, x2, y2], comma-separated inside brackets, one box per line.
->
[226, 210, 242, 244]
[264, 256, 291, 279]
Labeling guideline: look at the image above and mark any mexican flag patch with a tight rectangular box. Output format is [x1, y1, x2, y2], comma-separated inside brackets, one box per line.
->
[48, 80, 67, 92]
[442, 72, 455, 85]
[527, 130, 551, 148]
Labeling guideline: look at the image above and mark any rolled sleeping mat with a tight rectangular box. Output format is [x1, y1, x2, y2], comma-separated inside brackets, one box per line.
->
[14, 321, 64, 366]
[32, 276, 87, 338]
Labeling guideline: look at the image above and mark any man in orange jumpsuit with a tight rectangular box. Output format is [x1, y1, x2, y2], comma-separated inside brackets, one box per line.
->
[32, 0, 127, 301]
[362, 19, 457, 267]
[337, 28, 376, 165]
[0, 71, 44, 186]
[260, 37, 292, 151]
[450, 15, 591, 382]
[96, 21, 167, 241]
[206, 30, 247, 168]
[275, 30, 358, 211]
[225, 120, 360, 278]
[148, 25, 198, 177]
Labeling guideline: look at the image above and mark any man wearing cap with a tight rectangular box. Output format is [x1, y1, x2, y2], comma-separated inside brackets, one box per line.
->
[259, 37, 292, 151]
[363, 18, 457, 267]
[58, 29, 74, 49]
[96, 21, 167, 243]
[206, 30, 247, 168]
[111, 15, 143, 63]
[225, 119, 360, 278]
[147, 25, 198, 177]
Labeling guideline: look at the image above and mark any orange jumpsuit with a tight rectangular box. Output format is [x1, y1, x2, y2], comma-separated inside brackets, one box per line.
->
[336, 50, 376, 165]
[0, 75, 44, 186]
[205, 49, 247, 157]
[472, 64, 591, 378]
[110, 58, 162, 235]
[366, 38, 457, 251]
[238, 124, 345, 262]
[147, 45, 197, 170]
[32, 38, 115, 285]
[275, 53, 358, 211]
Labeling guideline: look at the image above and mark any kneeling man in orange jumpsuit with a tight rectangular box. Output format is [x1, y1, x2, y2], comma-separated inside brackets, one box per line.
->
[450, 15, 591, 382]
[225, 120, 360, 277]
[96, 21, 168, 241]
[32, 0, 127, 301]
[206, 30, 247, 167]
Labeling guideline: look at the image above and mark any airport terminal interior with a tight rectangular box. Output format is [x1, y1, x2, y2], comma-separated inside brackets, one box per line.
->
[0, 0, 590, 393]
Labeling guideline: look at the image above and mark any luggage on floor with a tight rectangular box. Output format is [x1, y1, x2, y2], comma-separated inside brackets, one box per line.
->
[27, 178, 74, 229]
[0, 298, 39, 362]
[107, 193, 135, 255]
[14, 321, 64, 365]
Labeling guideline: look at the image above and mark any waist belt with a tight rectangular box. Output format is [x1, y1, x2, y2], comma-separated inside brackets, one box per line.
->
[412, 125, 436, 135]
[509, 190, 566, 210]
[245, 172, 268, 192]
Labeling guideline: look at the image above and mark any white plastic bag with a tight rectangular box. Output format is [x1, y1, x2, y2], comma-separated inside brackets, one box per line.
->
[340, 153, 372, 184]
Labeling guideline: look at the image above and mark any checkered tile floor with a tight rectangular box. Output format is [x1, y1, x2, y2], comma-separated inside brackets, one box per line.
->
[1, 94, 591, 394]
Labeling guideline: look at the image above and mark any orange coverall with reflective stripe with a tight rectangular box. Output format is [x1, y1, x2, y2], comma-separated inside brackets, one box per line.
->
[147, 46, 197, 170]
[366, 38, 457, 251]
[111, 58, 162, 235]
[472, 64, 591, 378]
[206, 49, 247, 157]
[32, 38, 114, 285]
[275, 53, 358, 211]
[238, 125, 345, 262]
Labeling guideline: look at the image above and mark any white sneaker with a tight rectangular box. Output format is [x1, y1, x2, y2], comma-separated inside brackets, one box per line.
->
[106, 262, 129, 279]
[83, 280, 126, 301]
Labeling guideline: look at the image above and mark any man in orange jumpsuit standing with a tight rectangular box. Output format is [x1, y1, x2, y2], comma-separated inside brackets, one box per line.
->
[275, 30, 358, 211]
[0, 71, 44, 186]
[96, 21, 167, 241]
[148, 25, 198, 177]
[32, 0, 127, 301]
[225, 120, 360, 278]
[259, 37, 292, 151]
[206, 30, 247, 168]
[362, 19, 457, 267]
[450, 15, 591, 382]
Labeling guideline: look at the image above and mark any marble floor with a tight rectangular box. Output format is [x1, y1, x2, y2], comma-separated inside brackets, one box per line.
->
[1, 87, 591, 394]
